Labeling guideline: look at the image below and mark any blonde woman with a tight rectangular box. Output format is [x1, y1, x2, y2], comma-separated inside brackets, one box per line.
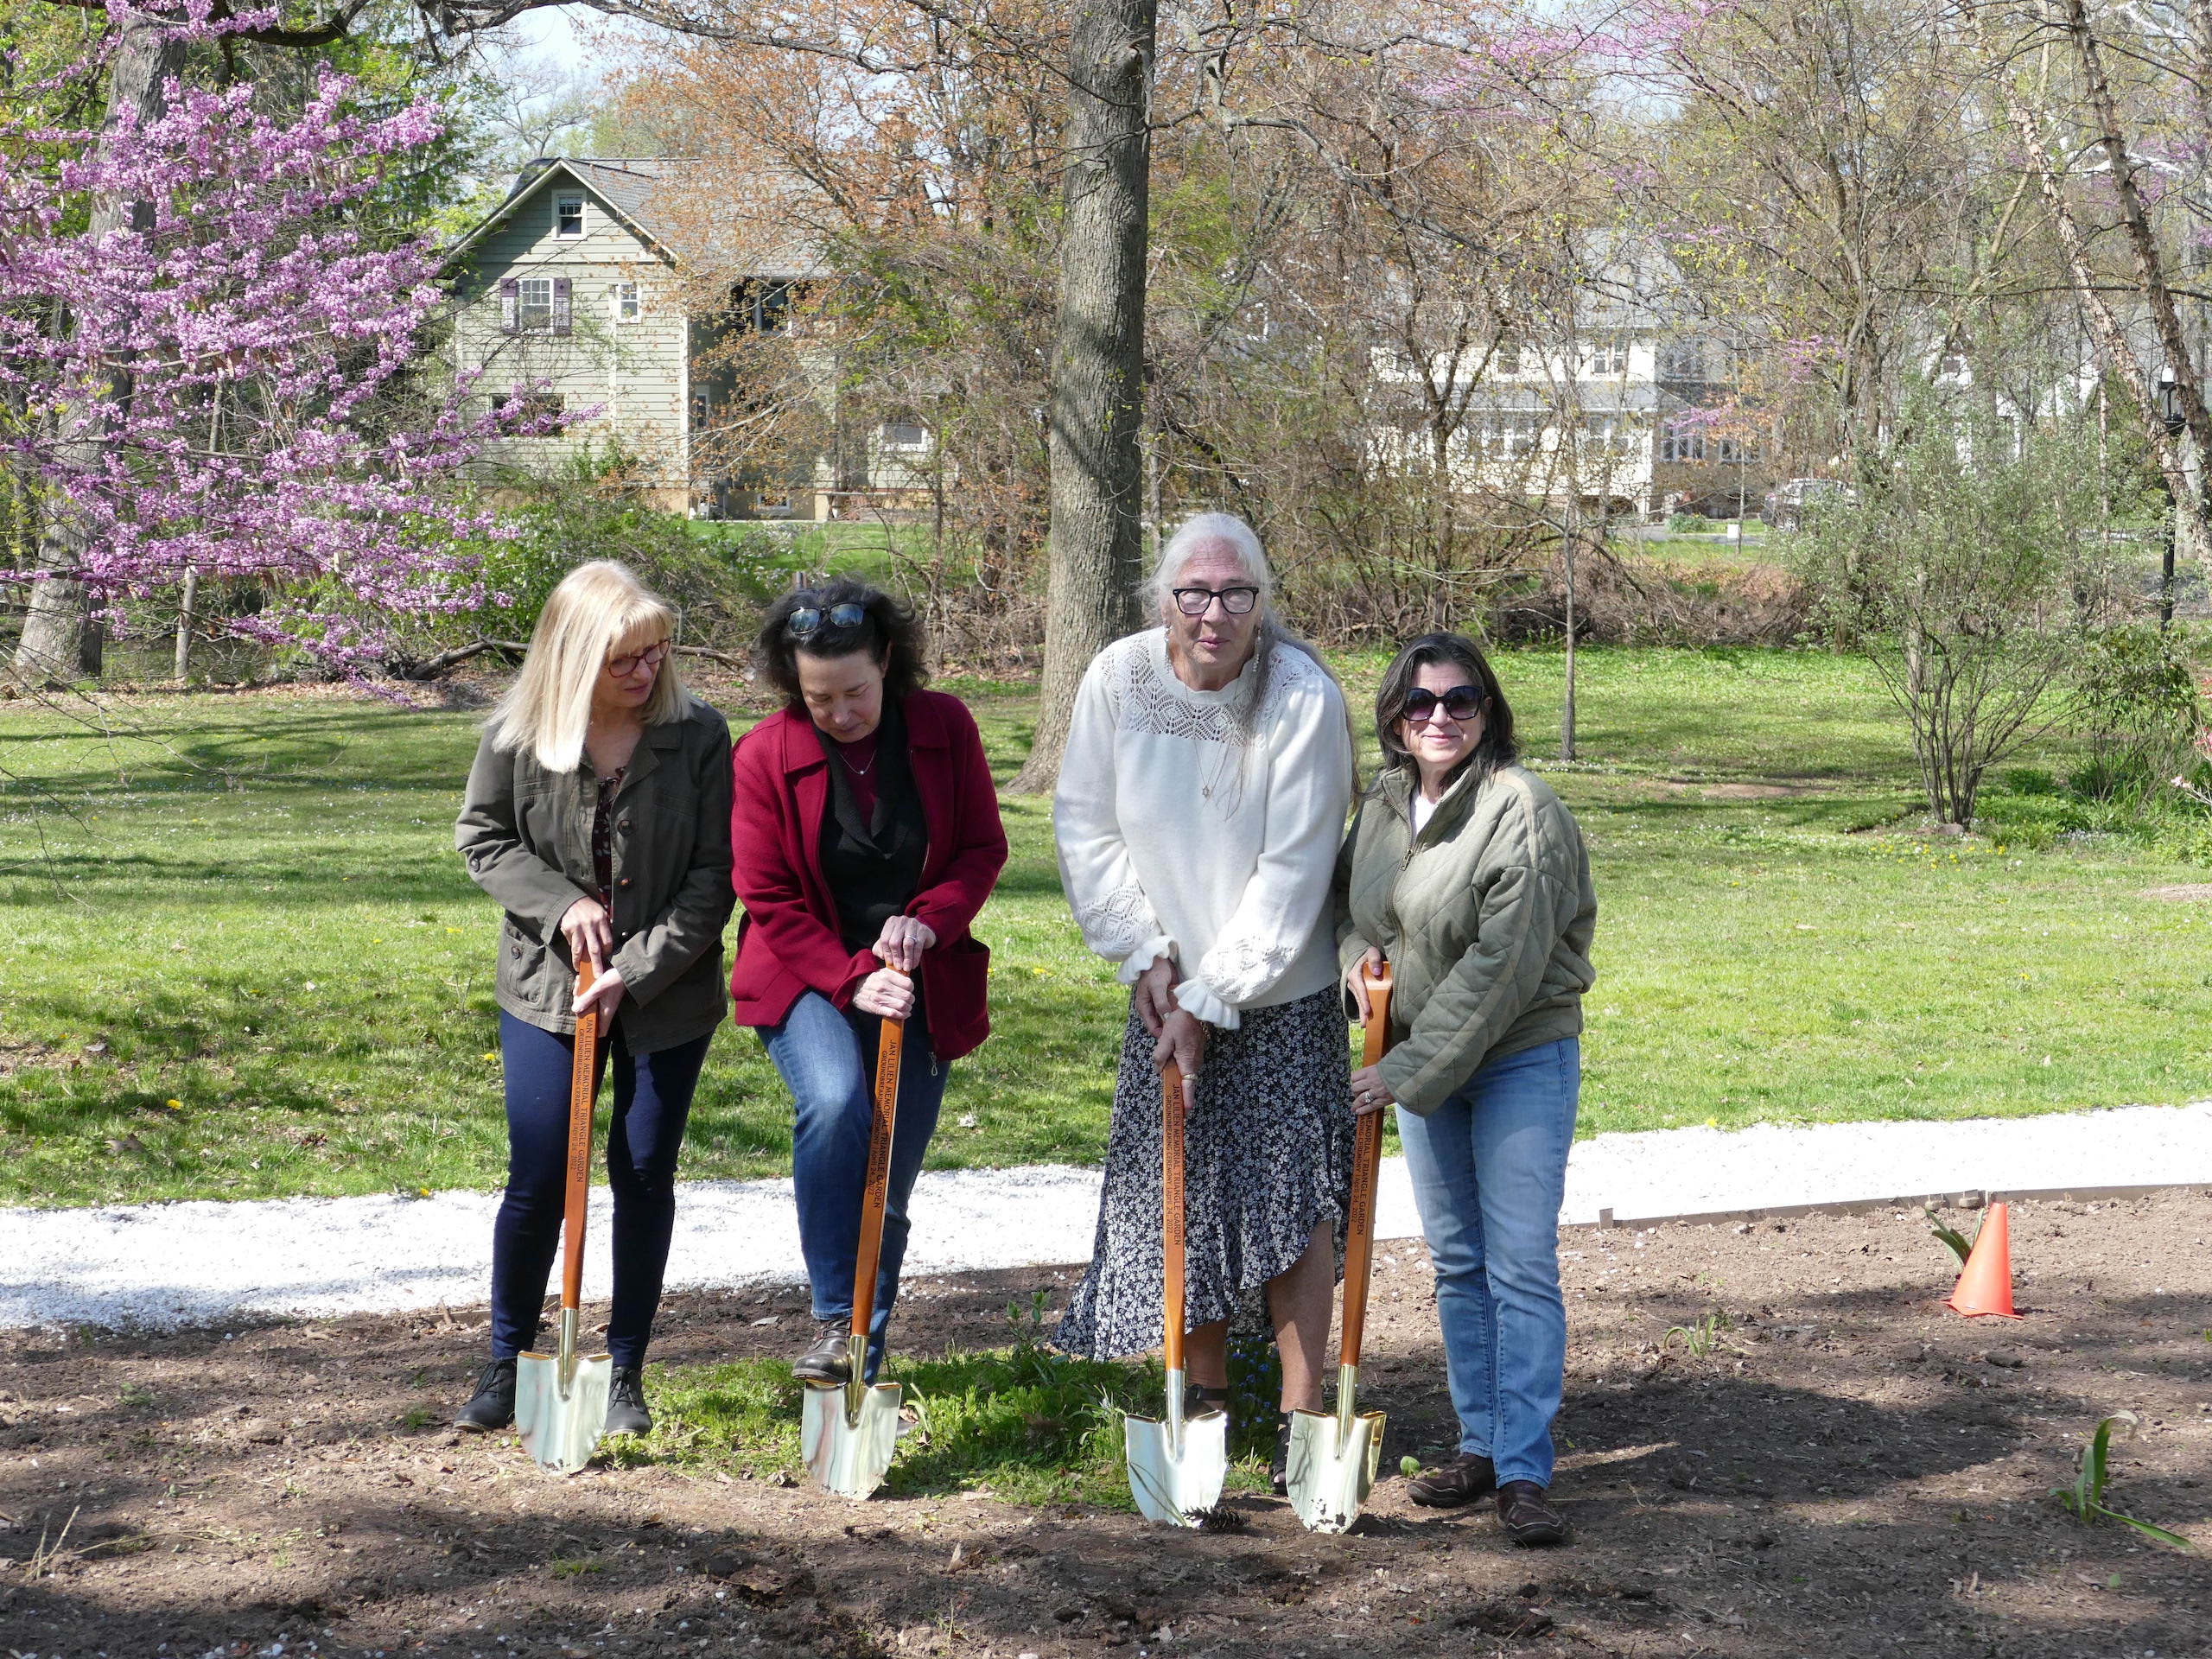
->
[452, 562, 734, 1438]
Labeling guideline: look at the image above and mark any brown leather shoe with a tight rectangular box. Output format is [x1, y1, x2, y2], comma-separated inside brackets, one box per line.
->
[1407, 1451, 1497, 1507]
[1495, 1480, 1567, 1546]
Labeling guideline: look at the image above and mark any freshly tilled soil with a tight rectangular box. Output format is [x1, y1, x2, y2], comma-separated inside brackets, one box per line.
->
[3, 1193, 2209, 1657]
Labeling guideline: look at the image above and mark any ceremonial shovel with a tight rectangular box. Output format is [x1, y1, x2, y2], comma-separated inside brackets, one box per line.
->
[800, 1014, 906, 1499]
[1287, 963, 1395, 1533]
[515, 963, 613, 1475]
[1123, 1061, 1229, 1527]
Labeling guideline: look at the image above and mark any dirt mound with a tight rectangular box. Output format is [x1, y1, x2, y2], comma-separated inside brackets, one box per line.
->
[3, 1195, 2206, 1657]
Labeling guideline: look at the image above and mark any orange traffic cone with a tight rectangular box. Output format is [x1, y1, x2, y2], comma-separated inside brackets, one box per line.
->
[1945, 1201, 2023, 1319]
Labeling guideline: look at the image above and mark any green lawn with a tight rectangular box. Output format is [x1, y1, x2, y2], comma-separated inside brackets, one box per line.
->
[3, 646, 2209, 1209]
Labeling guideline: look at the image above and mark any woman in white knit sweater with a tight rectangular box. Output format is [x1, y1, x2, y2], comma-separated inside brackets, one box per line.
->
[1052, 512, 1356, 1492]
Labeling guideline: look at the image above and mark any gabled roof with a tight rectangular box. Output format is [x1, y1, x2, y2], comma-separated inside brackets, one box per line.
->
[445, 157, 682, 266]
[443, 157, 828, 282]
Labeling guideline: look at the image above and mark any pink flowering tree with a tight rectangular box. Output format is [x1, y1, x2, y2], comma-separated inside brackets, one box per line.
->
[2, 21, 543, 682]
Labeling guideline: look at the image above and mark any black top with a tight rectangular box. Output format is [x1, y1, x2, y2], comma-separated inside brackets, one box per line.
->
[816, 700, 927, 954]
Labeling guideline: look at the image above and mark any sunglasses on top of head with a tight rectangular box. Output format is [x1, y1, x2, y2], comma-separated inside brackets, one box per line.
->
[1402, 685, 1486, 724]
[785, 601, 868, 639]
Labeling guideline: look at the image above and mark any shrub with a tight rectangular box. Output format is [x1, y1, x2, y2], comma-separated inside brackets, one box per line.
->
[1793, 391, 2139, 826]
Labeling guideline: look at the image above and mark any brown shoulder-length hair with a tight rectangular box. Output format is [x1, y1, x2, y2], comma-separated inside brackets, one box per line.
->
[1373, 632, 1517, 788]
[754, 576, 929, 709]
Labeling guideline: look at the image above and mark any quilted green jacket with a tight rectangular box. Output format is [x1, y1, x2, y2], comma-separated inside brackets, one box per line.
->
[1333, 761, 1597, 1115]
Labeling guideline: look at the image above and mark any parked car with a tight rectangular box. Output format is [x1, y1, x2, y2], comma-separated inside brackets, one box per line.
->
[1761, 478, 1857, 530]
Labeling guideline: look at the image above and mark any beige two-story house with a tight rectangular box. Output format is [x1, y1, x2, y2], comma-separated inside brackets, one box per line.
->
[446, 157, 934, 518]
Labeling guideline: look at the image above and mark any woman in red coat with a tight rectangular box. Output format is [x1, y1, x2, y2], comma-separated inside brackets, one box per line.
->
[730, 578, 1008, 1383]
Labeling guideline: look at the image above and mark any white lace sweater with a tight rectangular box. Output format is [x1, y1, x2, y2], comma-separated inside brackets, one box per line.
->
[1053, 628, 1355, 1027]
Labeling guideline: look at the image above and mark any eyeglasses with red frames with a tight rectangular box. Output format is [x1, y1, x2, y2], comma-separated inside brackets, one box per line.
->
[1401, 685, 1486, 724]
[606, 640, 671, 677]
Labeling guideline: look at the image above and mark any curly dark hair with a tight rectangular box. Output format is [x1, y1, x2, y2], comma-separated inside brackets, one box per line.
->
[1374, 632, 1517, 787]
[755, 577, 930, 708]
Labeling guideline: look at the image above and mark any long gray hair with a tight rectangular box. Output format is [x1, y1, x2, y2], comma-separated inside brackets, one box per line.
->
[1149, 512, 1350, 762]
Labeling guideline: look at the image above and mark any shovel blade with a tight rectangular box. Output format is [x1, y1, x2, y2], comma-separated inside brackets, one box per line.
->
[1122, 1408, 1228, 1527]
[1286, 1408, 1387, 1534]
[801, 1380, 904, 1500]
[514, 1350, 613, 1476]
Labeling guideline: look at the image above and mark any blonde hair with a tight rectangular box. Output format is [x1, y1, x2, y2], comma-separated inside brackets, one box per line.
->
[486, 561, 684, 772]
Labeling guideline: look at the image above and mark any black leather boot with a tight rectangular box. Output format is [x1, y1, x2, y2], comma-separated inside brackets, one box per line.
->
[454, 1358, 516, 1433]
[605, 1366, 652, 1436]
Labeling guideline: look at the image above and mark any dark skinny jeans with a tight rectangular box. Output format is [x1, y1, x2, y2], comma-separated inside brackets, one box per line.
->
[490, 1010, 709, 1370]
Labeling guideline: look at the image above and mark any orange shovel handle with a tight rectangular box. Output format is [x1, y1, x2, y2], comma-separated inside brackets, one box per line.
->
[1340, 967, 1394, 1368]
[1161, 1062, 1187, 1375]
[560, 961, 601, 1314]
[849, 1016, 904, 1344]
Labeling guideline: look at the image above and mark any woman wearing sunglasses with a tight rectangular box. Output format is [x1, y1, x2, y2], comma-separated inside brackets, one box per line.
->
[1053, 512, 1356, 1493]
[1333, 632, 1597, 1547]
[453, 561, 736, 1439]
[728, 577, 1007, 1384]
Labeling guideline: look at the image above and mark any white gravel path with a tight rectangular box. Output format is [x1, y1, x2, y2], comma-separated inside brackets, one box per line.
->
[5, 1101, 2209, 1333]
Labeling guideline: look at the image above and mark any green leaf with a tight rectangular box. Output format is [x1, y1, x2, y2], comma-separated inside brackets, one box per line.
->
[2095, 1507, 2194, 1550]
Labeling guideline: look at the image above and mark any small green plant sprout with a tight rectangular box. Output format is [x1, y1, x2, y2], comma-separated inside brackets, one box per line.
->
[548, 1557, 605, 1579]
[1924, 1205, 1980, 1266]
[1400, 1454, 1421, 1478]
[2051, 1413, 2193, 1548]
[1662, 1311, 1737, 1358]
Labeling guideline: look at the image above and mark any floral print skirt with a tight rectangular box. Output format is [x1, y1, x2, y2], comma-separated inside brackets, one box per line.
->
[1055, 984, 1353, 1360]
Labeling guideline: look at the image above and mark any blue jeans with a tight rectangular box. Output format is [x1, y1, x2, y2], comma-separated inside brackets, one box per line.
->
[758, 992, 949, 1379]
[491, 1012, 710, 1370]
[1396, 1037, 1580, 1488]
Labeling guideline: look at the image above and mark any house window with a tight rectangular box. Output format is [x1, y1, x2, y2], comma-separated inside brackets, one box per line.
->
[491, 391, 566, 435]
[880, 421, 929, 452]
[613, 282, 641, 324]
[1481, 413, 1544, 457]
[1659, 423, 1707, 463]
[1584, 336, 1629, 377]
[1494, 338, 1522, 377]
[1658, 340, 1705, 381]
[690, 391, 710, 429]
[517, 277, 554, 334]
[1580, 413, 1634, 453]
[555, 194, 585, 238]
[734, 279, 794, 334]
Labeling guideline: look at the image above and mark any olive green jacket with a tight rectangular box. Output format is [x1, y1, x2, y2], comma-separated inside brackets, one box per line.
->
[1333, 761, 1597, 1116]
[455, 696, 735, 1052]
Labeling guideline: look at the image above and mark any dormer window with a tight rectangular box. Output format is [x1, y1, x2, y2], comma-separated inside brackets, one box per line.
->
[613, 282, 641, 323]
[555, 193, 584, 238]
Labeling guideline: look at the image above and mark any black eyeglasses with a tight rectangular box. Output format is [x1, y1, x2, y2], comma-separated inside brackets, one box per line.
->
[1171, 585, 1260, 617]
[1402, 685, 1486, 724]
[785, 601, 867, 638]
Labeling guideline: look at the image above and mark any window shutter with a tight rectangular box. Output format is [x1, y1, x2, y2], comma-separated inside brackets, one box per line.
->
[499, 278, 518, 335]
[552, 277, 572, 338]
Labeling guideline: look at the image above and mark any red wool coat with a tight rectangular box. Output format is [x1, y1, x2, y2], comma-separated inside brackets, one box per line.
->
[728, 690, 1008, 1059]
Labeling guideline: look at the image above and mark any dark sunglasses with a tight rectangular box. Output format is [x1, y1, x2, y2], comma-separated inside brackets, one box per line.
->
[1171, 585, 1260, 617]
[785, 601, 867, 639]
[1402, 685, 1486, 724]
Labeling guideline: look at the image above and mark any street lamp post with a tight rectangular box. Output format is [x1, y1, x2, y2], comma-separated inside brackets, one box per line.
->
[2156, 380, 2186, 628]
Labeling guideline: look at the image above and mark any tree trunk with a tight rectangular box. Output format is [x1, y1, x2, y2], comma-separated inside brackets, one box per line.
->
[1009, 0, 1154, 794]
[12, 16, 184, 686]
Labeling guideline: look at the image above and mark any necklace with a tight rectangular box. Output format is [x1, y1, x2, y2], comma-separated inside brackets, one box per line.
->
[840, 750, 875, 779]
